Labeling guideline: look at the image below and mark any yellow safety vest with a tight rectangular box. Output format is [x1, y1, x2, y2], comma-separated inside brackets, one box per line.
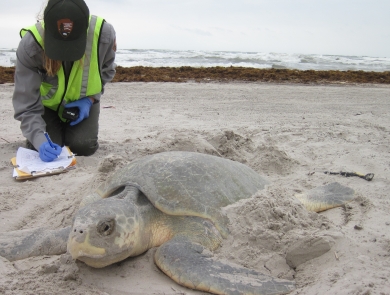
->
[20, 15, 104, 121]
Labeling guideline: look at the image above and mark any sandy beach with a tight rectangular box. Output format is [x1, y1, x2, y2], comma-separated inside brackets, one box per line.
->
[1, 81, 390, 295]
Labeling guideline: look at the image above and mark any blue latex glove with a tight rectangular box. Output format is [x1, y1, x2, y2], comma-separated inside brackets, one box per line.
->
[65, 97, 93, 126]
[39, 142, 62, 162]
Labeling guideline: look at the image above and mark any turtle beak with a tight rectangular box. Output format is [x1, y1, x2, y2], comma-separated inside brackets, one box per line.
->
[67, 232, 106, 261]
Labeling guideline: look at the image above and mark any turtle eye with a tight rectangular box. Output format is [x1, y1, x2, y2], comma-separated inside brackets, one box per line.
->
[97, 219, 115, 236]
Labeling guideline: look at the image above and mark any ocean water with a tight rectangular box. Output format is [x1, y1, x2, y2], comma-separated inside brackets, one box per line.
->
[1, 48, 389, 72]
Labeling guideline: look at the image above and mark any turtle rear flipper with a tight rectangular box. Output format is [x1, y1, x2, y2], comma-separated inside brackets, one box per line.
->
[295, 182, 355, 212]
[0, 227, 70, 262]
[155, 237, 295, 295]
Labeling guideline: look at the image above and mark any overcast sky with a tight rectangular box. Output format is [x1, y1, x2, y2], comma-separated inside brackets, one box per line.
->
[1, 0, 389, 57]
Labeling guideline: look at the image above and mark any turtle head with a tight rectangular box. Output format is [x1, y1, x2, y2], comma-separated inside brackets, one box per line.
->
[68, 192, 147, 268]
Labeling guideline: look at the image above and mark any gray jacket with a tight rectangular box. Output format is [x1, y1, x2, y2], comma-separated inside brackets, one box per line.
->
[13, 20, 116, 150]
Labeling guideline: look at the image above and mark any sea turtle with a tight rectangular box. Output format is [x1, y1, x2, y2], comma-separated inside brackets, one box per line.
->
[0, 151, 355, 295]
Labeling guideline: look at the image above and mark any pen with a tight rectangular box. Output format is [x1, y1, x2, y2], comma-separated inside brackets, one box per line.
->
[44, 132, 55, 149]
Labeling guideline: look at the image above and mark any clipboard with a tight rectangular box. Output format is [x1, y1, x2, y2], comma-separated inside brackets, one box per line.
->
[11, 146, 76, 180]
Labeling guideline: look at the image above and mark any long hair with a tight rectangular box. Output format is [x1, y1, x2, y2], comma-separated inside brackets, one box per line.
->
[43, 51, 85, 76]
[37, 1, 61, 76]
[43, 54, 62, 76]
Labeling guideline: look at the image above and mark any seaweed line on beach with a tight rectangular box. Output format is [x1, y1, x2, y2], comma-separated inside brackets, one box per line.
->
[1, 66, 390, 85]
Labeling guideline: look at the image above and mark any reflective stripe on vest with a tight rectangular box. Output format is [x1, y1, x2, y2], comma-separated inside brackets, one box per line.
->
[20, 16, 104, 119]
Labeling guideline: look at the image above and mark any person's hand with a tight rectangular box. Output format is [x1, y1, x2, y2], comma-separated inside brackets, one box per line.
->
[39, 142, 62, 162]
[65, 97, 93, 126]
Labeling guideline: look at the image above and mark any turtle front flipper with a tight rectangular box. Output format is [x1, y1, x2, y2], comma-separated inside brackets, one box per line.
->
[154, 237, 295, 295]
[0, 227, 70, 262]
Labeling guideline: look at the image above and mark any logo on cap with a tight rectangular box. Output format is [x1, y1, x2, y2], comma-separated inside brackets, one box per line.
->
[57, 19, 74, 39]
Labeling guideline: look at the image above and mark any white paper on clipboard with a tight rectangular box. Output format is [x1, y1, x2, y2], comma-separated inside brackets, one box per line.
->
[15, 147, 73, 174]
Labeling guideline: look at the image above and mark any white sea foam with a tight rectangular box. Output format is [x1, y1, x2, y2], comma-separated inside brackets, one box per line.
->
[0, 49, 17, 67]
[1, 48, 389, 71]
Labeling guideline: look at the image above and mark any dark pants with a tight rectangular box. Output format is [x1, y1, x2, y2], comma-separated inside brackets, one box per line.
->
[42, 103, 100, 156]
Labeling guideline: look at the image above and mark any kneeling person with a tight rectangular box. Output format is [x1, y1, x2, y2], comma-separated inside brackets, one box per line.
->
[12, 0, 116, 161]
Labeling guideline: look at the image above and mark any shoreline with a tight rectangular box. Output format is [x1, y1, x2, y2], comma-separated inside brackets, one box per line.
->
[1, 66, 389, 85]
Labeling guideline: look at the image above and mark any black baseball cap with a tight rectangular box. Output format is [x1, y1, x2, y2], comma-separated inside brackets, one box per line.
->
[44, 0, 90, 61]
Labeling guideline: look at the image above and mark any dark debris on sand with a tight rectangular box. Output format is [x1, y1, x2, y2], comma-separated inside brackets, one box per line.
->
[1, 66, 389, 85]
